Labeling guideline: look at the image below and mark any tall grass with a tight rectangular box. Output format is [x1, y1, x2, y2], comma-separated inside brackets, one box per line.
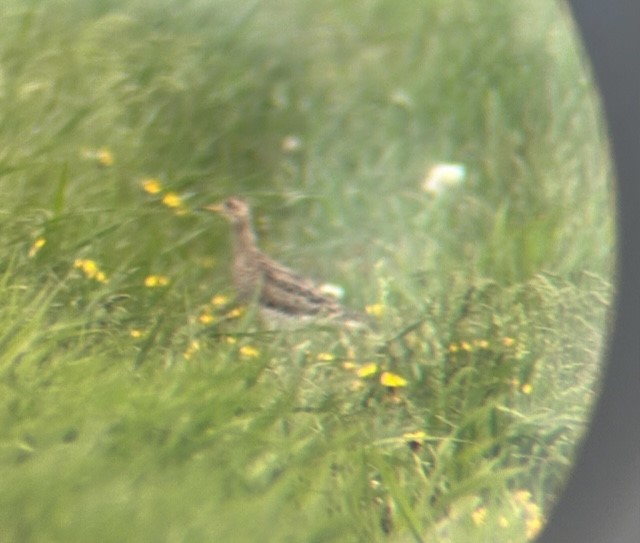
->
[0, 0, 613, 541]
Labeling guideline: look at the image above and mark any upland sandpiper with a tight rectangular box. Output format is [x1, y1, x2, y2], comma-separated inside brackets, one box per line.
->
[206, 197, 365, 329]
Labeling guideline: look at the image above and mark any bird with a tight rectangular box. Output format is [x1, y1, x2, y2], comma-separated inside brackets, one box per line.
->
[206, 197, 366, 329]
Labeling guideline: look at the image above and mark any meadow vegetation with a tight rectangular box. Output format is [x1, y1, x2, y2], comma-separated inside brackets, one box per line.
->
[0, 0, 614, 541]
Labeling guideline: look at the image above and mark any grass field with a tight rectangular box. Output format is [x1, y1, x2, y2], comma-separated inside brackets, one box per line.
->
[0, 0, 615, 541]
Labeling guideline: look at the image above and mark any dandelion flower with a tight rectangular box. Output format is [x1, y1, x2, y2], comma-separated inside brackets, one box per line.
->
[225, 307, 244, 319]
[239, 345, 260, 358]
[144, 275, 169, 287]
[365, 303, 384, 317]
[79, 259, 97, 276]
[514, 496, 544, 540]
[211, 295, 228, 307]
[28, 237, 46, 257]
[162, 192, 183, 209]
[141, 178, 163, 194]
[183, 340, 201, 360]
[521, 383, 533, 395]
[356, 362, 378, 378]
[525, 516, 543, 540]
[460, 340, 473, 352]
[402, 430, 427, 443]
[96, 148, 114, 167]
[514, 490, 532, 504]
[130, 329, 143, 338]
[380, 371, 408, 388]
[471, 506, 487, 526]
[74, 259, 108, 283]
[198, 312, 215, 325]
[316, 352, 335, 362]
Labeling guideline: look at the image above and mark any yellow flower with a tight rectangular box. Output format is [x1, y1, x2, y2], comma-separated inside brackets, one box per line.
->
[523, 500, 541, 518]
[448, 342, 459, 353]
[239, 345, 260, 358]
[225, 307, 244, 319]
[513, 493, 545, 540]
[76, 259, 97, 276]
[74, 259, 108, 283]
[474, 339, 490, 349]
[183, 340, 201, 360]
[521, 383, 533, 395]
[96, 148, 114, 167]
[525, 516, 543, 540]
[210, 294, 228, 307]
[28, 237, 46, 257]
[514, 490, 532, 504]
[380, 371, 408, 388]
[502, 336, 516, 347]
[130, 329, 143, 338]
[402, 430, 427, 443]
[460, 340, 473, 352]
[356, 362, 378, 378]
[141, 178, 163, 194]
[198, 312, 216, 325]
[162, 192, 183, 209]
[144, 275, 169, 287]
[365, 303, 384, 317]
[317, 352, 335, 362]
[471, 506, 487, 526]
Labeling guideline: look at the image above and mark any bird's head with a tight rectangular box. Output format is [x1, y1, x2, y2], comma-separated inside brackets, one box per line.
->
[205, 197, 251, 225]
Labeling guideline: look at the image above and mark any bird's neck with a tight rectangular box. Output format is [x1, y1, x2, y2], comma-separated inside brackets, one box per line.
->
[232, 220, 258, 254]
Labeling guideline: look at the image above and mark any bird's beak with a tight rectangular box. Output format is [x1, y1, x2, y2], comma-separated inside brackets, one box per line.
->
[203, 203, 223, 213]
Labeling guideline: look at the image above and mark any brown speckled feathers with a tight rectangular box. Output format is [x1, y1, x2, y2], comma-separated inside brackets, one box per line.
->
[208, 197, 365, 328]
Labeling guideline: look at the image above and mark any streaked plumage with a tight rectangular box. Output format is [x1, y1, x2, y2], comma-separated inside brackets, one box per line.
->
[207, 197, 365, 328]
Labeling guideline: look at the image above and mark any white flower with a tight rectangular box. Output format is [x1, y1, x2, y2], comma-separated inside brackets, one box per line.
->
[389, 89, 413, 109]
[422, 163, 466, 195]
[319, 283, 345, 300]
[281, 135, 303, 153]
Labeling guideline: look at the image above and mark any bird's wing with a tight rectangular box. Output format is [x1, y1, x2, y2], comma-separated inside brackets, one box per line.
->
[256, 252, 344, 317]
